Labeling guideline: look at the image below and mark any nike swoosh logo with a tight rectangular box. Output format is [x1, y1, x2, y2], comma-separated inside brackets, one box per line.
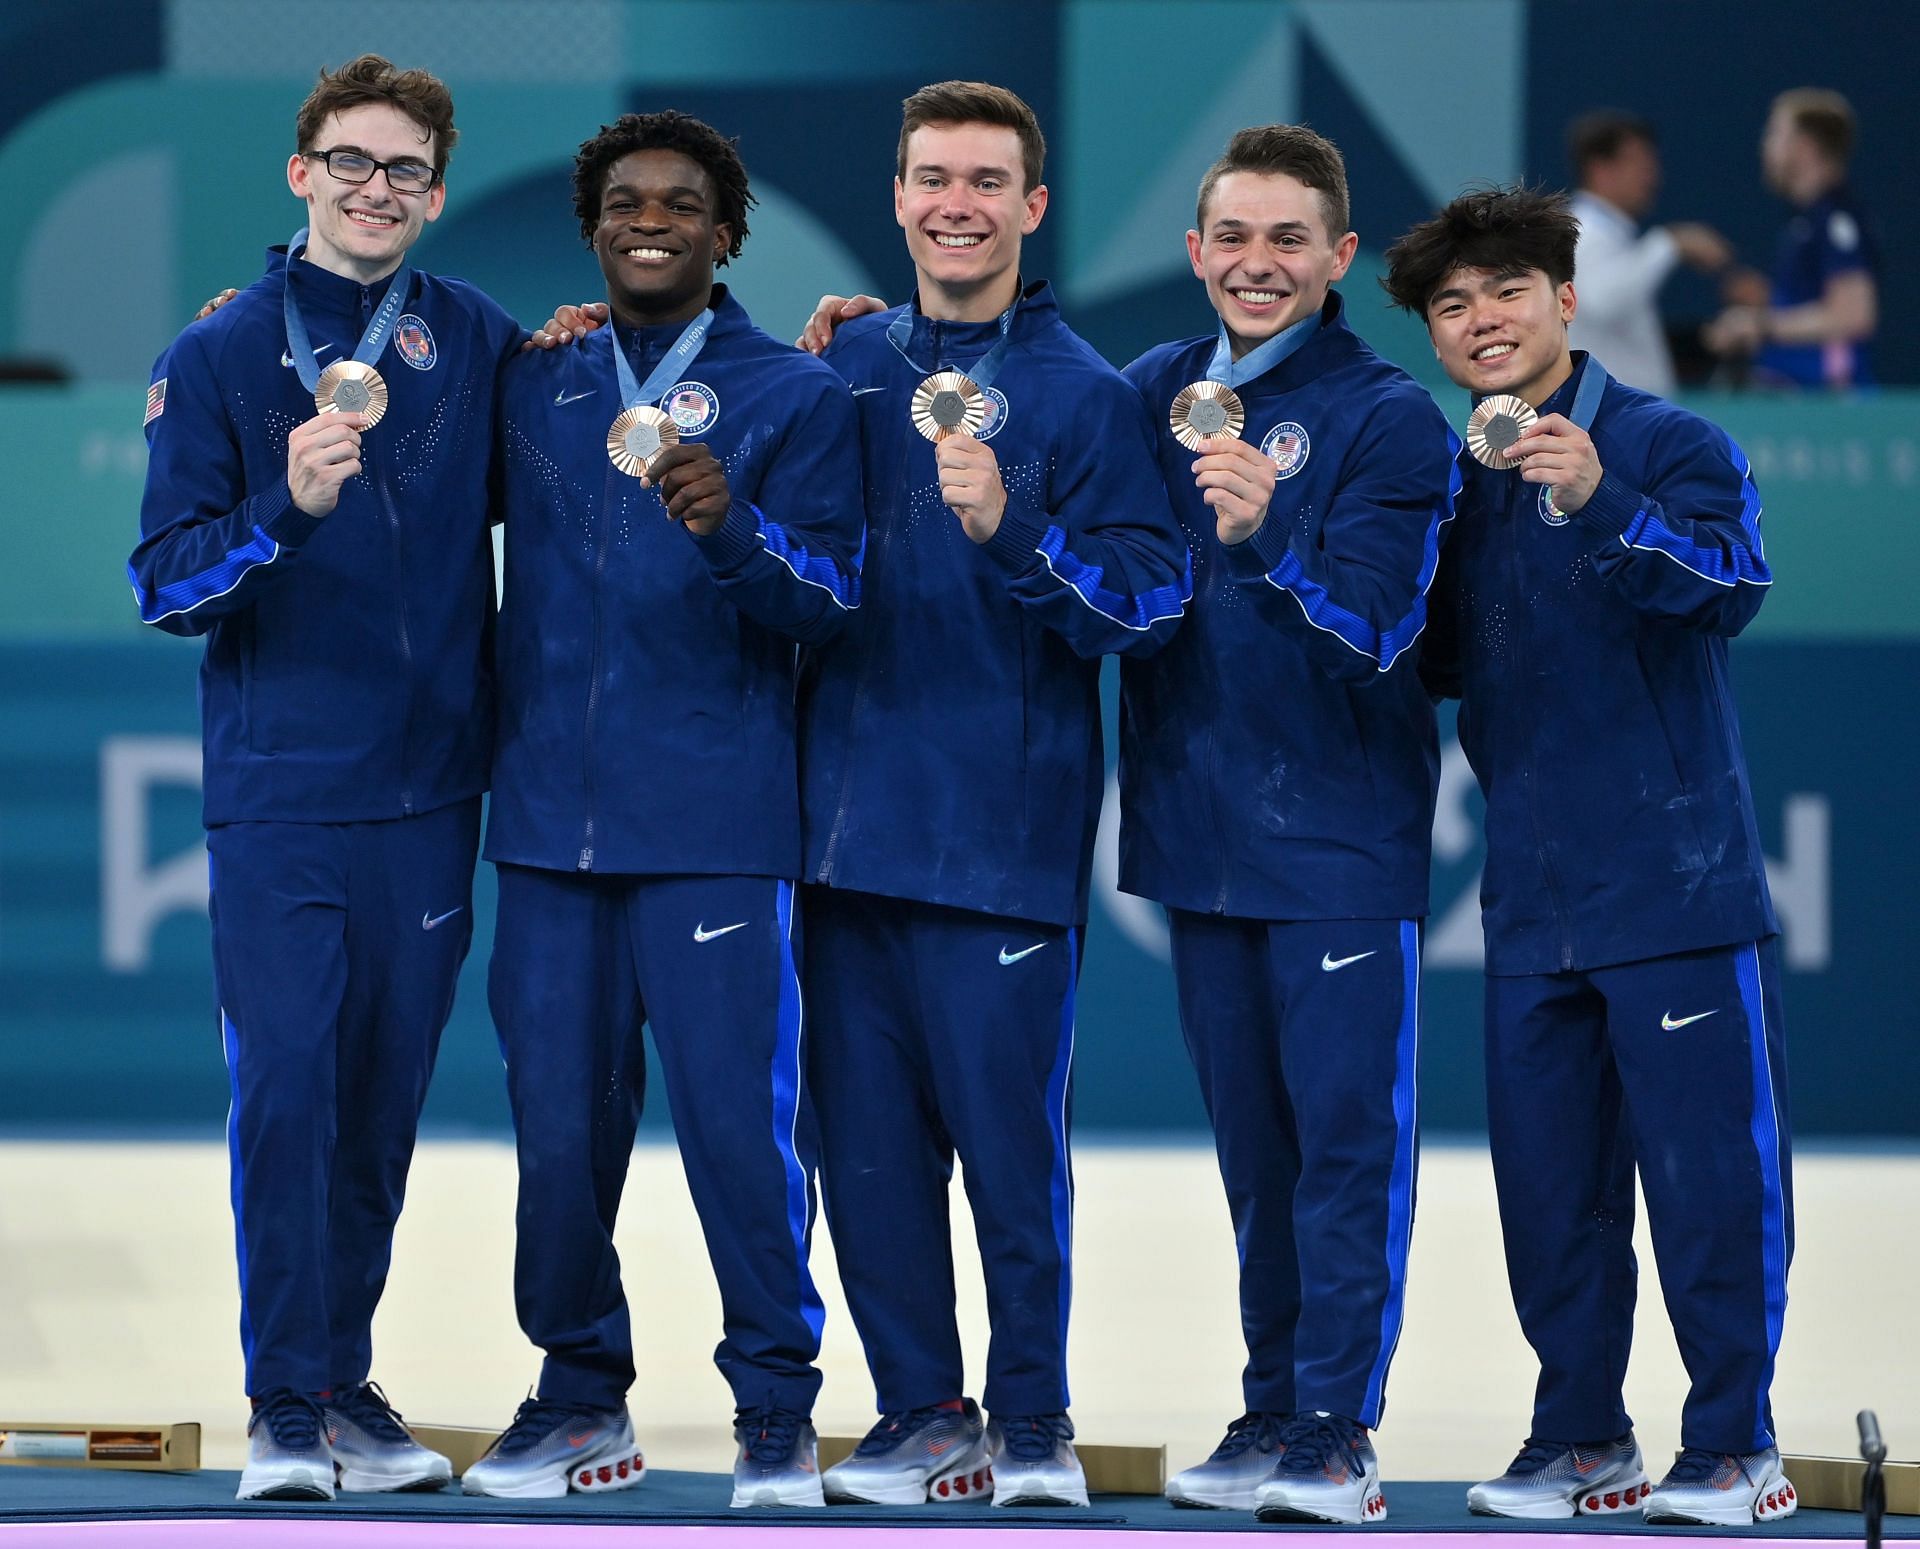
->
[1662, 1009, 1720, 1031]
[281, 342, 336, 369]
[422, 907, 464, 930]
[567, 1431, 594, 1448]
[1321, 950, 1378, 972]
[693, 921, 748, 943]
[852, 386, 888, 396]
[555, 388, 596, 406]
[998, 942, 1046, 965]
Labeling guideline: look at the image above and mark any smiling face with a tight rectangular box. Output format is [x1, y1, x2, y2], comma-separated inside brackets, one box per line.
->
[287, 102, 444, 281]
[1187, 171, 1357, 356]
[1425, 265, 1577, 407]
[895, 121, 1048, 321]
[592, 149, 730, 326]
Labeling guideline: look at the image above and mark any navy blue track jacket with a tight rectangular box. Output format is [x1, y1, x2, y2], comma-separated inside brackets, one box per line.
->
[1119, 294, 1460, 921]
[1423, 355, 1778, 975]
[131, 247, 522, 825]
[801, 282, 1192, 928]
[487, 286, 863, 878]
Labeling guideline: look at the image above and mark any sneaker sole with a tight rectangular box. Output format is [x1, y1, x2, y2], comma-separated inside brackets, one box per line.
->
[1467, 1473, 1649, 1519]
[237, 1468, 335, 1503]
[462, 1446, 646, 1499]
[1646, 1472, 1797, 1527]
[1255, 1486, 1388, 1525]
[823, 1450, 992, 1506]
[336, 1463, 452, 1493]
[1169, 1481, 1260, 1510]
[992, 1475, 1089, 1508]
[731, 1479, 828, 1509]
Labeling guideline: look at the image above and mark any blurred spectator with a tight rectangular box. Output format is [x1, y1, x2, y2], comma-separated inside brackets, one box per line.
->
[1566, 110, 1731, 395]
[1706, 88, 1878, 388]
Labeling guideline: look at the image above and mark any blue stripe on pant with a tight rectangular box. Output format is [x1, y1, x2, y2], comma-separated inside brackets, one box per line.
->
[1484, 937, 1793, 1452]
[488, 865, 824, 1414]
[1166, 911, 1421, 1428]
[209, 797, 480, 1396]
[804, 886, 1078, 1417]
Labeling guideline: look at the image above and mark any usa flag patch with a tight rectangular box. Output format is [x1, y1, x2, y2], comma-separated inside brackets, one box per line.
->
[145, 379, 167, 426]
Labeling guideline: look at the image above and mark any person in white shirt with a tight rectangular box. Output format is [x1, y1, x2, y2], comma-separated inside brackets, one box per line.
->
[1566, 111, 1731, 396]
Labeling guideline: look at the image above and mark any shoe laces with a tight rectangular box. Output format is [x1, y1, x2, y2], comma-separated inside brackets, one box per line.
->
[1272, 1412, 1356, 1475]
[495, 1396, 603, 1456]
[856, 1404, 963, 1456]
[736, 1405, 807, 1464]
[331, 1381, 413, 1444]
[998, 1413, 1074, 1462]
[1506, 1438, 1570, 1476]
[1666, 1448, 1733, 1485]
[1211, 1411, 1289, 1461]
[251, 1388, 325, 1449]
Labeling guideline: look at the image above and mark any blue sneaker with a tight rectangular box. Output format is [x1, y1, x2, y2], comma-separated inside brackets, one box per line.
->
[461, 1397, 645, 1499]
[324, 1382, 451, 1493]
[1252, 1411, 1386, 1524]
[731, 1406, 824, 1508]
[988, 1413, 1088, 1507]
[1468, 1434, 1648, 1518]
[822, 1400, 992, 1504]
[1644, 1447, 1797, 1525]
[237, 1388, 334, 1502]
[1167, 1411, 1291, 1510]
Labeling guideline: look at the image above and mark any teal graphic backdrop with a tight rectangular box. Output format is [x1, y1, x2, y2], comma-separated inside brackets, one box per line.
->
[2, 0, 1914, 1134]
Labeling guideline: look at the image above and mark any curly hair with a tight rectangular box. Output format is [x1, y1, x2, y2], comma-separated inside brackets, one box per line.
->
[571, 111, 754, 261]
[1381, 185, 1579, 316]
[296, 54, 458, 177]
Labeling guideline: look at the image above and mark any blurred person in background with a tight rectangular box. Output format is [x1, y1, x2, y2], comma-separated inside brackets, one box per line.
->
[1706, 88, 1878, 389]
[1565, 110, 1731, 396]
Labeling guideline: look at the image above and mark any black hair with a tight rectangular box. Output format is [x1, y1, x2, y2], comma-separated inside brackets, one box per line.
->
[1381, 185, 1579, 316]
[572, 110, 753, 260]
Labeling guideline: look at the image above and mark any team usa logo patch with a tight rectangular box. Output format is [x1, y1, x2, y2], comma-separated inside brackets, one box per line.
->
[1538, 485, 1570, 526]
[144, 378, 166, 426]
[394, 315, 436, 370]
[662, 380, 720, 437]
[1261, 421, 1310, 479]
[976, 387, 1010, 441]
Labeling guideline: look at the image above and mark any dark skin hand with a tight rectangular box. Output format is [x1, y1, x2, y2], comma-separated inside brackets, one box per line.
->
[645, 441, 729, 535]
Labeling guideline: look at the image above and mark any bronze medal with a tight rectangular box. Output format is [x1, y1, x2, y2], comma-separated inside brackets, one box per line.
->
[1169, 380, 1245, 451]
[606, 405, 678, 477]
[314, 360, 389, 428]
[911, 371, 986, 442]
[1465, 394, 1538, 468]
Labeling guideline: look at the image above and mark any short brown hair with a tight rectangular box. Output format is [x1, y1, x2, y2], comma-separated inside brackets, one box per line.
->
[897, 81, 1045, 193]
[1567, 109, 1657, 178]
[1773, 87, 1856, 164]
[295, 54, 458, 177]
[1195, 124, 1350, 240]
[1381, 185, 1579, 316]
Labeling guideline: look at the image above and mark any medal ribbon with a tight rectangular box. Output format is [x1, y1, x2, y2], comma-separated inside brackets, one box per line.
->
[281, 226, 412, 393]
[611, 308, 715, 414]
[1565, 353, 1606, 431]
[886, 298, 1017, 394]
[1205, 309, 1318, 389]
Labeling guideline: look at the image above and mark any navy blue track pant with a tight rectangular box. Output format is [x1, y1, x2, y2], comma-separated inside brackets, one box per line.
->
[489, 865, 824, 1414]
[208, 796, 480, 1397]
[1486, 937, 1792, 1453]
[1168, 911, 1421, 1428]
[805, 886, 1078, 1417]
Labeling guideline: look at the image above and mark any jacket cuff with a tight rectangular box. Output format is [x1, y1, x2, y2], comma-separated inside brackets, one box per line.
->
[259, 479, 327, 549]
[690, 499, 763, 570]
[1223, 510, 1292, 582]
[983, 497, 1049, 575]
[1572, 470, 1646, 540]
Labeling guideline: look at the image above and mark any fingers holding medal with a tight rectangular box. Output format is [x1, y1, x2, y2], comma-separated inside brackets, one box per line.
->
[315, 360, 389, 429]
[912, 371, 986, 442]
[1465, 394, 1537, 468]
[647, 441, 731, 536]
[1170, 380, 1244, 452]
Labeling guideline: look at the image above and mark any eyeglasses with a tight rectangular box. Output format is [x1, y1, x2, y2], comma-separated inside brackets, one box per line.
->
[303, 148, 438, 195]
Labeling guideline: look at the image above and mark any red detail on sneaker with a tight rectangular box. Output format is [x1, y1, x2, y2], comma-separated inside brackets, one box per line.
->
[956, 1476, 970, 1496]
[597, 1465, 612, 1483]
[975, 1469, 988, 1488]
[1625, 1487, 1639, 1504]
[936, 1480, 950, 1498]
[1786, 1486, 1796, 1500]
[1605, 1492, 1620, 1508]
[1586, 1496, 1600, 1510]
[935, 1399, 966, 1413]
[578, 1470, 592, 1487]
[617, 1462, 629, 1479]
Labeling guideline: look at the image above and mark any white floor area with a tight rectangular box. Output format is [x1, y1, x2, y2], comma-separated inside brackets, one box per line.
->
[0, 1139, 1911, 1483]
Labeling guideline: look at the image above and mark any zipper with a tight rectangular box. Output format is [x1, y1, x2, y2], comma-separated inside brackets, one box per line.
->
[1508, 482, 1572, 967]
[374, 460, 417, 817]
[815, 377, 914, 883]
[578, 455, 621, 871]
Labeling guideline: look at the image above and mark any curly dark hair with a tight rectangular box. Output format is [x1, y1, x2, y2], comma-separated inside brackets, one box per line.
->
[1381, 185, 1579, 316]
[571, 110, 754, 261]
